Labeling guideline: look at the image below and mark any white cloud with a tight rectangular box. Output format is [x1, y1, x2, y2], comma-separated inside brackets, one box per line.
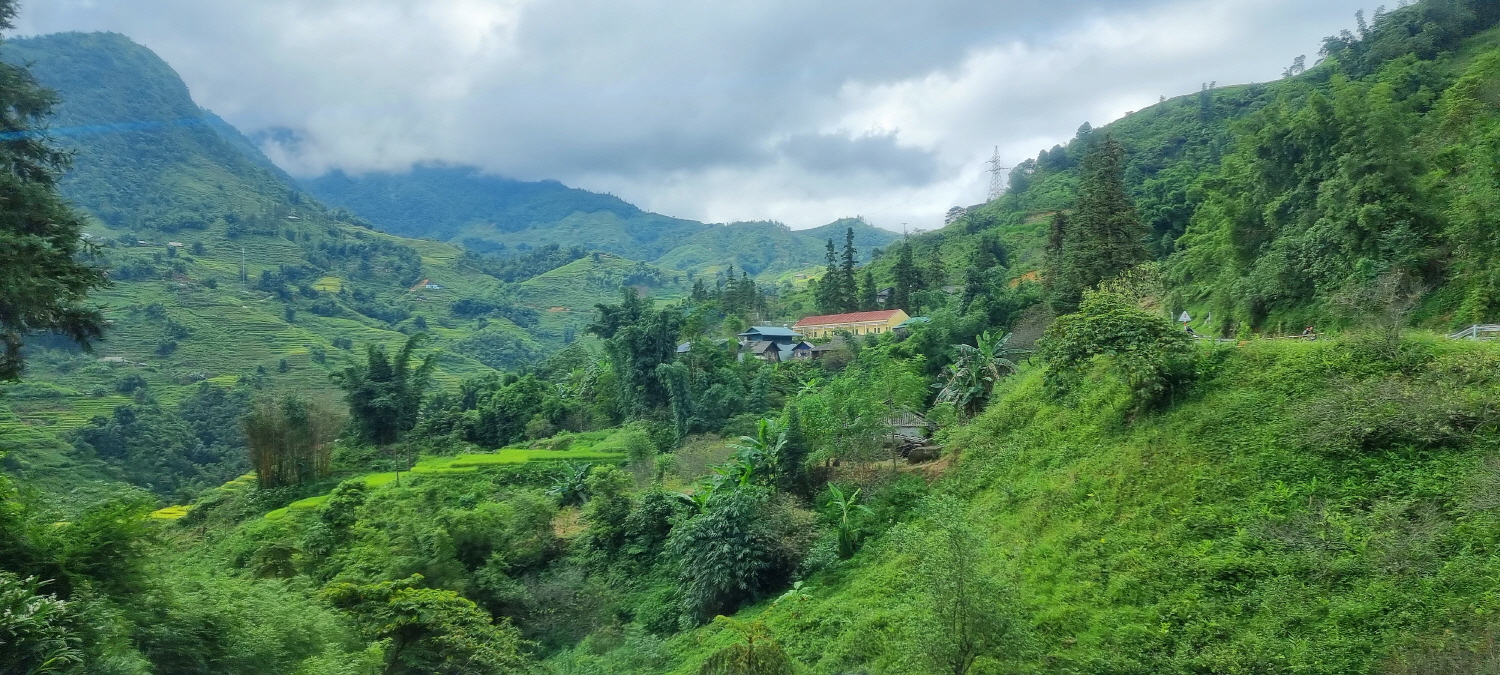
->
[13, 0, 1370, 230]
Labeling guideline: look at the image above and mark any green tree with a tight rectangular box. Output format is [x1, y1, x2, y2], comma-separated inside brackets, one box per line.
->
[778, 406, 810, 495]
[0, 0, 107, 381]
[814, 238, 843, 315]
[898, 495, 1027, 675]
[579, 465, 635, 558]
[592, 289, 682, 418]
[858, 269, 878, 311]
[1042, 211, 1070, 303]
[243, 395, 342, 489]
[840, 226, 859, 311]
[891, 241, 921, 313]
[698, 617, 795, 675]
[1051, 137, 1149, 310]
[1037, 288, 1195, 409]
[935, 331, 1025, 419]
[669, 488, 779, 625]
[323, 574, 532, 675]
[333, 334, 436, 445]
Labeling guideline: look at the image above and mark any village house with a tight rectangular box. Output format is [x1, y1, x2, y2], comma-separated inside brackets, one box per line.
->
[736, 326, 800, 347]
[793, 309, 911, 339]
[733, 326, 816, 363]
[744, 340, 815, 363]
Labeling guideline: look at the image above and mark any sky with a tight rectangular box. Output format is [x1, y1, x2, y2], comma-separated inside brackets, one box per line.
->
[13, 0, 1370, 231]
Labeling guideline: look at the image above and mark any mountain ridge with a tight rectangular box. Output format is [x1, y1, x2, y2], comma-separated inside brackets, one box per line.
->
[303, 164, 902, 278]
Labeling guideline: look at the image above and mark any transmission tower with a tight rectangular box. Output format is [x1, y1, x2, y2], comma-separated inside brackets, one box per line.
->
[986, 146, 1010, 201]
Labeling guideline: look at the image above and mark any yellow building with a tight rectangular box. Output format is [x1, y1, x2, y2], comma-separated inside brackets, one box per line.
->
[793, 309, 911, 339]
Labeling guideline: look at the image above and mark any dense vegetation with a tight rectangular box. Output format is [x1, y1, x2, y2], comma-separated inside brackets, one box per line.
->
[9, 2, 1500, 674]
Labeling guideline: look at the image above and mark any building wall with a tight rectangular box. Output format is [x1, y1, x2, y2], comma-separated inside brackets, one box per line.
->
[798, 311, 910, 339]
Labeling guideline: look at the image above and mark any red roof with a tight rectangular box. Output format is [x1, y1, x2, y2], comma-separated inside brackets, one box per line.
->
[794, 310, 904, 327]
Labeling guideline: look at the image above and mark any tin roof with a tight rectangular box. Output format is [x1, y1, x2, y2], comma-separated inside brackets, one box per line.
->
[793, 310, 905, 328]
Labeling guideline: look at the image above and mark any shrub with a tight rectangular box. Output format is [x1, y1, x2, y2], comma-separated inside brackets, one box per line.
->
[1036, 288, 1195, 410]
[1302, 375, 1497, 455]
[0, 573, 82, 675]
[668, 489, 814, 627]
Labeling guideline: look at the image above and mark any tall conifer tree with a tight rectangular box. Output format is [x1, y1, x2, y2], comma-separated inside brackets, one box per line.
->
[859, 269, 878, 311]
[1050, 136, 1148, 310]
[0, 5, 107, 380]
[891, 241, 921, 313]
[815, 238, 842, 314]
[840, 227, 859, 312]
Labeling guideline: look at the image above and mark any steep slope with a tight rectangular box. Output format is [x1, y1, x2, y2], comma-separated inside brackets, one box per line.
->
[304, 165, 712, 260]
[2, 32, 296, 232]
[622, 336, 1500, 675]
[0, 33, 536, 494]
[871, 1, 1500, 336]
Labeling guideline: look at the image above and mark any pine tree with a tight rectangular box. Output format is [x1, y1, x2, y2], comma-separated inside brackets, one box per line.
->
[1043, 211, 1070, 304]
[891, 241, 921, 313]
[815, 238, 842, 314]
[925, 249, 947, 290]
[0, 4, 107, 380]
[780, 406, 809, 496]
[859, 269, 878, 311]
[1050, 137, 1148, 310]
[840, 227, 859, 311]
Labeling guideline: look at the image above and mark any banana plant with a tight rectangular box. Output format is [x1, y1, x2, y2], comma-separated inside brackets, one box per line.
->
[728, 418, 787, 487]
[828, 484, 872, 559]
[935, 331, 1025, 418]
[546, 462, 593, 506]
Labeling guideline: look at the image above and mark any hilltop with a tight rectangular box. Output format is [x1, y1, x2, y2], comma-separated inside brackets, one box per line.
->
[305, 166, 901, 280]
[304, 165, 710, 261]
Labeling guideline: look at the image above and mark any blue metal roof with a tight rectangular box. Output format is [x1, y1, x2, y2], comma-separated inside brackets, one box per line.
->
[738, 326, 800, 338]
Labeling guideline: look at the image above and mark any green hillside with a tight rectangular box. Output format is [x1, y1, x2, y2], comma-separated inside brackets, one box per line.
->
[305, 165, 901, 281]
[13, 3, 1500, 675]
[652, 217, 899, 280]
[305, 165, 712, 260]
[598, 335, 1500, 674]
[856, 1, 1500, 338]
[0, 32, 678, 496]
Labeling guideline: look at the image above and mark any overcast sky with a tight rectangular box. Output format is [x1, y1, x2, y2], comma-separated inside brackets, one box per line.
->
[14, 0, 1368, 230]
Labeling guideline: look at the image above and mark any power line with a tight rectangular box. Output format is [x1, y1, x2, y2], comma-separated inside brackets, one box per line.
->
[986, 146, 1011, 201]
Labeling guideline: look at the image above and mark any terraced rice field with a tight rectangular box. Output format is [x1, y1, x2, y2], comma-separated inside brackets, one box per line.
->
[255, 448, 626, 520]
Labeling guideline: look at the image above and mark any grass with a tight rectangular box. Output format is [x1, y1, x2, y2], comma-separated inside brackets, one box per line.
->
[256, 446, 627, 521]
[565, 336, 1500, 675]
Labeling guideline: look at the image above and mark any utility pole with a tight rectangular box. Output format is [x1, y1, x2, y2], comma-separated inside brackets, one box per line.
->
[240, 247, 247, 292]
[986, 146, 1010, 201]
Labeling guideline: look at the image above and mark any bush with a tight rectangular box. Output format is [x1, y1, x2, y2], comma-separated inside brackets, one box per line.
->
[1036, 288, 1195, 410]
[668, 489, 815, 627]
[1302, 375, 1497, 455]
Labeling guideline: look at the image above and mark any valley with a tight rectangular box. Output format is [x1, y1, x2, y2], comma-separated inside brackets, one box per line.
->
[5, 2, 1500, 674]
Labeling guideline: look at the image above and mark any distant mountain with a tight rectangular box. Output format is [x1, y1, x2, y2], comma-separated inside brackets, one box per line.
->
[0, 32, 553, 490]
[1, 32, 302, 233]
[655, 218, 900, 280]
[304, 165, 711, 261]
[304, 166, 901, 278]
